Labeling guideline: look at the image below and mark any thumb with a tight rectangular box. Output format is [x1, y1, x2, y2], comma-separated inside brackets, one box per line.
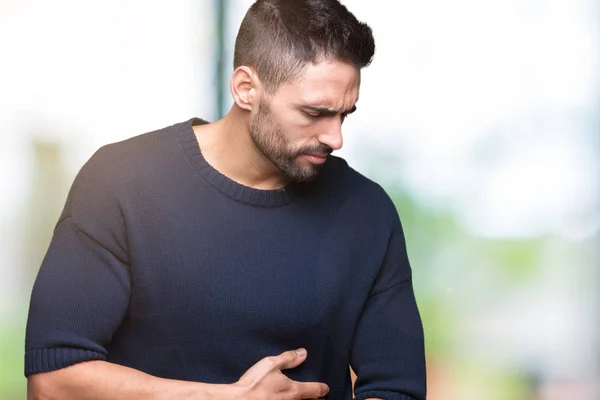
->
[273, 348, 308, 371]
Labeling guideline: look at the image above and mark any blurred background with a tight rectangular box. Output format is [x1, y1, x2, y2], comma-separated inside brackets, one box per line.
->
[1, 0, 598, 398]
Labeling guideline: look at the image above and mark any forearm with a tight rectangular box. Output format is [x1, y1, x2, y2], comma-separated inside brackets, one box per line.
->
[27, 360, 236, 400]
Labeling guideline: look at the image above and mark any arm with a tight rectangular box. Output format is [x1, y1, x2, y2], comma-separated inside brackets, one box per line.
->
[351, 368, 383, 400]
[350, 216, 427, 400]
[27, 360, 232, 400]
[25, 214, 197, 399]
[25, 147, 189, 397]
[28, 350, 329, 400]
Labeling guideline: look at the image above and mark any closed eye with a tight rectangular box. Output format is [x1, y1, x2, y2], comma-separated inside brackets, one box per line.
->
[304, 111, 321, 119]
[301, 105, 357, 121]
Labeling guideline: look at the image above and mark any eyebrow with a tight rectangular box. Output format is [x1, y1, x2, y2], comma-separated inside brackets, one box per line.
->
[302, 105, 357, 116]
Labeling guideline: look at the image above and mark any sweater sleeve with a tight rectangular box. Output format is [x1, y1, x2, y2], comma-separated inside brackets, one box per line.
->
[350, 217, 427, 400]
[25, 146, 132, 377]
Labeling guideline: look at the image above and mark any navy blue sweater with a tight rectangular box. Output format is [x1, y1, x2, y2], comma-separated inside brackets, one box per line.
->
[25, 118, 426, 399]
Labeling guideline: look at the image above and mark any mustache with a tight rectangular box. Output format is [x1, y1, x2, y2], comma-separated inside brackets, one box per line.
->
[295, 144, 333, 157]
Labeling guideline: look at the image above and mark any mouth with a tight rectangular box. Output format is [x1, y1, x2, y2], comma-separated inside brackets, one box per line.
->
[303, 153, 329, 165]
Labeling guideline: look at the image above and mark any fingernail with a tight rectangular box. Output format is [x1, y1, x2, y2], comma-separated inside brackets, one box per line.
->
[296, 348, 307, 356]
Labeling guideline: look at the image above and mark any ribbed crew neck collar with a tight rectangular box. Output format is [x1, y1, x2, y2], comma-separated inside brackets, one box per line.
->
[178, 118, 296, 207]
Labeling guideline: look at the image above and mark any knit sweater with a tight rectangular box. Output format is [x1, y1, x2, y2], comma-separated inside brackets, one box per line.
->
[25, 118, 426, 400]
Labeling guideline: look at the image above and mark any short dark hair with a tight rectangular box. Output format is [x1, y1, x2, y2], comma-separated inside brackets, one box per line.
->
[233, 0, 375, 93]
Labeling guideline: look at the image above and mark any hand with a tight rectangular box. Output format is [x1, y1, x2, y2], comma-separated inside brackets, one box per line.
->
[233, 348, 330, 400]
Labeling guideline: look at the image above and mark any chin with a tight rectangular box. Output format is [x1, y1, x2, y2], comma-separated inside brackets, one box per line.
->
[294, 173, 319, 183]
[287, 165, 321, 183]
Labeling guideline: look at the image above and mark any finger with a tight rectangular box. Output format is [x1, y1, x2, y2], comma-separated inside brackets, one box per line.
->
[296, 381, 330, 399]
[242, 349, 307, 379]
[273, 348, 308, 370]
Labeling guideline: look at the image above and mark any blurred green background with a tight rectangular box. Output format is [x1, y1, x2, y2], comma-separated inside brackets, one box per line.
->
[1, 0, 598, 399]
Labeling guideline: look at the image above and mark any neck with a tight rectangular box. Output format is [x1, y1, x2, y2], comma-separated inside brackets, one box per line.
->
[194, 107, 289, 190]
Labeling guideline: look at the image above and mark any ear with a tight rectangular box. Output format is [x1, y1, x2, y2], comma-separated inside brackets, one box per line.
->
[230, 66, 259, 111]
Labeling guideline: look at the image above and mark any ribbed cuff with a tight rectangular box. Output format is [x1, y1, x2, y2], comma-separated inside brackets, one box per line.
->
[354, 391, 421, 400]
[25, 347, 106, 377]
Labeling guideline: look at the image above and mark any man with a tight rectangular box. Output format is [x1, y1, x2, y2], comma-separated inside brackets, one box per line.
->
[25, 0, 426, 399]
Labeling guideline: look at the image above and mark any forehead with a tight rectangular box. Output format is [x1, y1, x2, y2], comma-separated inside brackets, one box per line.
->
[275, 60, 361, 106]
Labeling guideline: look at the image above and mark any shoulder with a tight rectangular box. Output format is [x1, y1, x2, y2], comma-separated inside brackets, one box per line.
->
[320, 155, 400, 226]
[73, 119, 188, 188]
[84, 120, 187, 178]
[60, 120, 189, 225]
[326, 156, 396, 206]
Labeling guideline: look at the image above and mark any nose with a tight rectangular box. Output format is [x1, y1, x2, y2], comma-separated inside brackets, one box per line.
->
[318, 120, 344, 151]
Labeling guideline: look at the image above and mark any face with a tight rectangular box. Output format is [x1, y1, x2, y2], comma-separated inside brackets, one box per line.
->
[249, 59, 360, 183]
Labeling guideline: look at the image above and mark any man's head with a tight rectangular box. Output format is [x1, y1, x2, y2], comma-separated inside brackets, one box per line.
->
[231, 0, 375, 182]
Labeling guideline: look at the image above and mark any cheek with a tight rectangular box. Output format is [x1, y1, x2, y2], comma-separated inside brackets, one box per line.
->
[282, 110, 308, 127]
[283, 112, 322, 135]
[275, 115, 308, 139]
[284, 122, 319, 145]
[270, 106, 317, 141]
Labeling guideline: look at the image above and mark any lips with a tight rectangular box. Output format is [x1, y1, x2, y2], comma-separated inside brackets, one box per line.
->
[303, 154, 329, 165]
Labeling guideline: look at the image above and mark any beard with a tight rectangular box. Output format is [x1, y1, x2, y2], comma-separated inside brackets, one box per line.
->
[249, 101, 332, 183]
